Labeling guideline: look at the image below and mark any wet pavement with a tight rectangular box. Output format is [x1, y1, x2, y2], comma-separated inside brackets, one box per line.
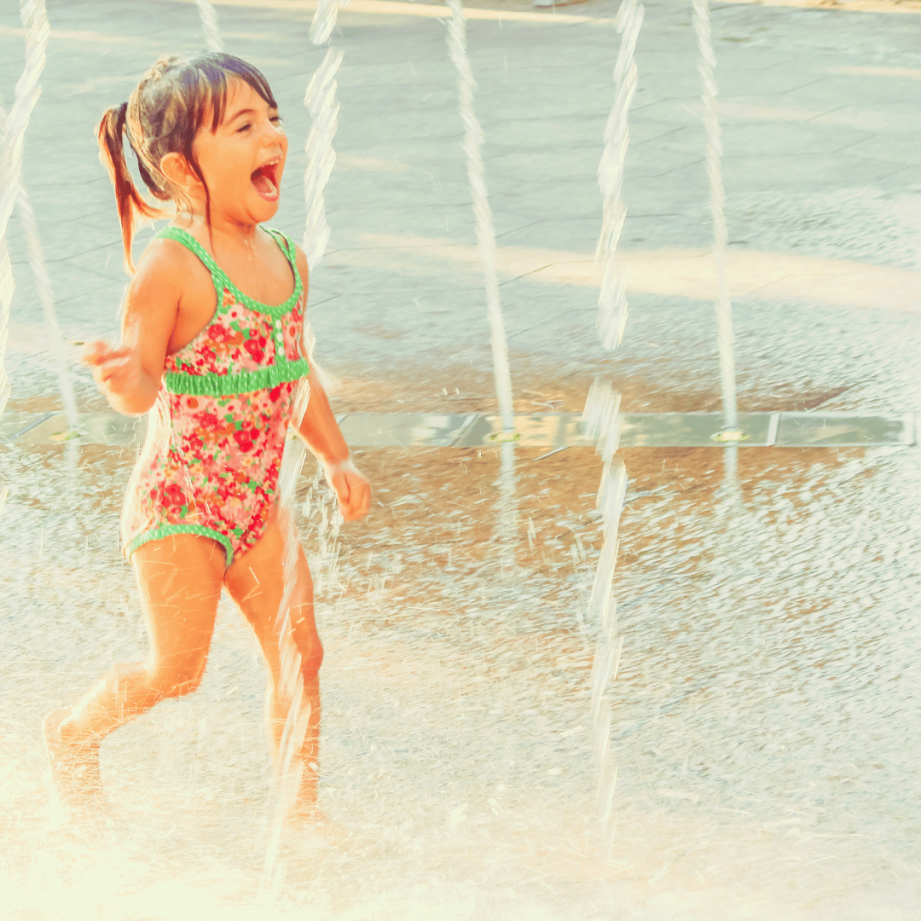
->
[2, 0, 921, 918]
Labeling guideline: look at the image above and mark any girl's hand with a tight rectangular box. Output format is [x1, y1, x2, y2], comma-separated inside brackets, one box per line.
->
[82, 340, 143, 400]
[322, 458, 371, 522]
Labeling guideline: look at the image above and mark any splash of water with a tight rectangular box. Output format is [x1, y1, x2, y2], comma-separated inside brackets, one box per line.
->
[15, 181, 79, 431]
[0, 0, 49, 422]
[583, 380, 628, 848]
[445, 0, 519, 580]
[302, 48, 343, 271]
[1, 88, 78, 437]
[596, 0, 643, 351]
[310, 0, 343, 46]
[263, 5, 347, 890]
[692, 0, 737, 433]
[583, 0, 644, 849]
[0, 212, 13, 423]
[262, 407, 310, 896]
[445, 0, 514, 433]
[195, 0, 223, 52]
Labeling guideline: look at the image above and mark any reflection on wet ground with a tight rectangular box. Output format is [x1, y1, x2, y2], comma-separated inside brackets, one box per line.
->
[2, 436, 919, 919]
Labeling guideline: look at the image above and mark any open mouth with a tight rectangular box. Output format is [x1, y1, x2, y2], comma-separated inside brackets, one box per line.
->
[251, 160, 281, 201]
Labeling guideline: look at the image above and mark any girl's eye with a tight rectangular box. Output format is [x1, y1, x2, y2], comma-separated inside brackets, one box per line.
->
[237, 122, 252, 133]
[271, 115, 283, 126]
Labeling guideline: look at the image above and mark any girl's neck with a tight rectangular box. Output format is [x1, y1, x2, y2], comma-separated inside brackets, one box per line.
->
[176, 211, 263, 250]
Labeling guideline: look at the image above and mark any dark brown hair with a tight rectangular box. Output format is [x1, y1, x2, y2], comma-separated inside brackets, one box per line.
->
[97, 52, 278, 272]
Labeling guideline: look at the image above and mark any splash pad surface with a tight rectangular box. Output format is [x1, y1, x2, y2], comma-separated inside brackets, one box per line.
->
[2, 0, 921, 918]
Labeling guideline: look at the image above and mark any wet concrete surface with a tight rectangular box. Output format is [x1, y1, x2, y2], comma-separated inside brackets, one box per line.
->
[3, 438, 921, 918]
[2, 0, 921, 918]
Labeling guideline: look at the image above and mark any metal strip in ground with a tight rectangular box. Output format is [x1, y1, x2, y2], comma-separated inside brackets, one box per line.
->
[2, 410, 920, 449]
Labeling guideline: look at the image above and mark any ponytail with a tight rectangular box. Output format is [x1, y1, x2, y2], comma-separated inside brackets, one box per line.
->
[97, 101, 166, 273]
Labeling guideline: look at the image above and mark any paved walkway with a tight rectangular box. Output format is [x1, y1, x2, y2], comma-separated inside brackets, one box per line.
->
[1, 0, 920, 419]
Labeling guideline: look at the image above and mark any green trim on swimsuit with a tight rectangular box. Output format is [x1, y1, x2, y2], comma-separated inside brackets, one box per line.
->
[156, 225, 303, 319]
[156, 224, 309, 396]
[125, 523, 235, 567]
[165, 356, 310, 396]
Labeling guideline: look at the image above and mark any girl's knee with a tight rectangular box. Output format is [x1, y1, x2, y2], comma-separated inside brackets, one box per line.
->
[300, 638, 324, 677]
[148, 660, 206, 699]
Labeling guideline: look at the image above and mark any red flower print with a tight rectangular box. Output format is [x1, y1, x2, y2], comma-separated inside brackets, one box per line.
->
[187, 397, 199, 409]
[207, 325, 233, 344]
[162, 483, 185, 508]
[268, 384, 283, 402]
[233, 429, 255, 453]
[244, 338, 265, 363]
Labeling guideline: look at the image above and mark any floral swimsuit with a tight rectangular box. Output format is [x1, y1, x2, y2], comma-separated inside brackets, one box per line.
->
[121, 225, 309, 568]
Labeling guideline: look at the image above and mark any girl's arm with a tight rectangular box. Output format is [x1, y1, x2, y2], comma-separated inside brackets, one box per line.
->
[83, 240, 184, 416]
[296, 372, 350, 466]
[292, 244, 371, 522]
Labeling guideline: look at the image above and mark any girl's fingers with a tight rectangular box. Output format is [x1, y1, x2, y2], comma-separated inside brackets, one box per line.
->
[356, 482, 370, 515]
[341, 478, 370, 520]
[81, 341, 109, 365]
[327, 463, 371, 521]
[96, 360, 123, 383]
[83, 342, 129, 367]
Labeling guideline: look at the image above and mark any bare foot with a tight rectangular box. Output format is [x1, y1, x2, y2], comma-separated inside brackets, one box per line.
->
[286, 804, 352, 849]
[42, 707, 104, 814]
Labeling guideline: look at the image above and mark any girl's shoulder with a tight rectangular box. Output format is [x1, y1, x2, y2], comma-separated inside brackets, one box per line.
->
[128, 229, 214, 311]
[140, 227, 209, 275]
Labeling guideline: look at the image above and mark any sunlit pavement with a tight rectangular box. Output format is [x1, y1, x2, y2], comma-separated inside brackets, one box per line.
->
[2, 1, 921, 919]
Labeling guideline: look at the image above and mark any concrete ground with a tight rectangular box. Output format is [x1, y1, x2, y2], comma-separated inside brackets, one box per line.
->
[2, 2, 921, 919]
[2, 0, 921, 421]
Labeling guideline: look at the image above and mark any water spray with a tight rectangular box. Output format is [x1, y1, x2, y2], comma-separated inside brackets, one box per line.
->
[445, 0, 514, 434]
[262, 0, 345, 893]
[692, 0, 744, 499]
[595, 0, 642, 352]
[583, 0, 643, 850]
[0, 0, 50, 423]
[16, 182, 79, 432]
[692, 0, 738, 438]
[302, 48, 342, 272]
[195, 0, 223, 52]
[445, 0, 519, 575]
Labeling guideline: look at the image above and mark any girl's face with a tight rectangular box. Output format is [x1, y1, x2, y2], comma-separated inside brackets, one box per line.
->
[191, 79, 287, 225]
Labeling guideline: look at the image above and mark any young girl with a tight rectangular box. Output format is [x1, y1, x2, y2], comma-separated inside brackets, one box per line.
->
[43, 52, 370, 823]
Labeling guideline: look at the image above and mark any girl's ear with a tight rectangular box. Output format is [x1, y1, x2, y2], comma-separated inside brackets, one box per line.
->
[159, 152, 198, 192]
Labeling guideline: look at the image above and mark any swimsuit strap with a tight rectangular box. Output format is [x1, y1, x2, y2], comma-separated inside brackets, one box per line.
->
[155, 225, 302, 318]
[265, 227, 298, 270]
[156, 225, 224, 278]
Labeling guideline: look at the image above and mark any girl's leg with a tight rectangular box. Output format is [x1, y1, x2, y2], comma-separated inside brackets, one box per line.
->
[224, 515, 323, 818]
[45, 534, 225, 805]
